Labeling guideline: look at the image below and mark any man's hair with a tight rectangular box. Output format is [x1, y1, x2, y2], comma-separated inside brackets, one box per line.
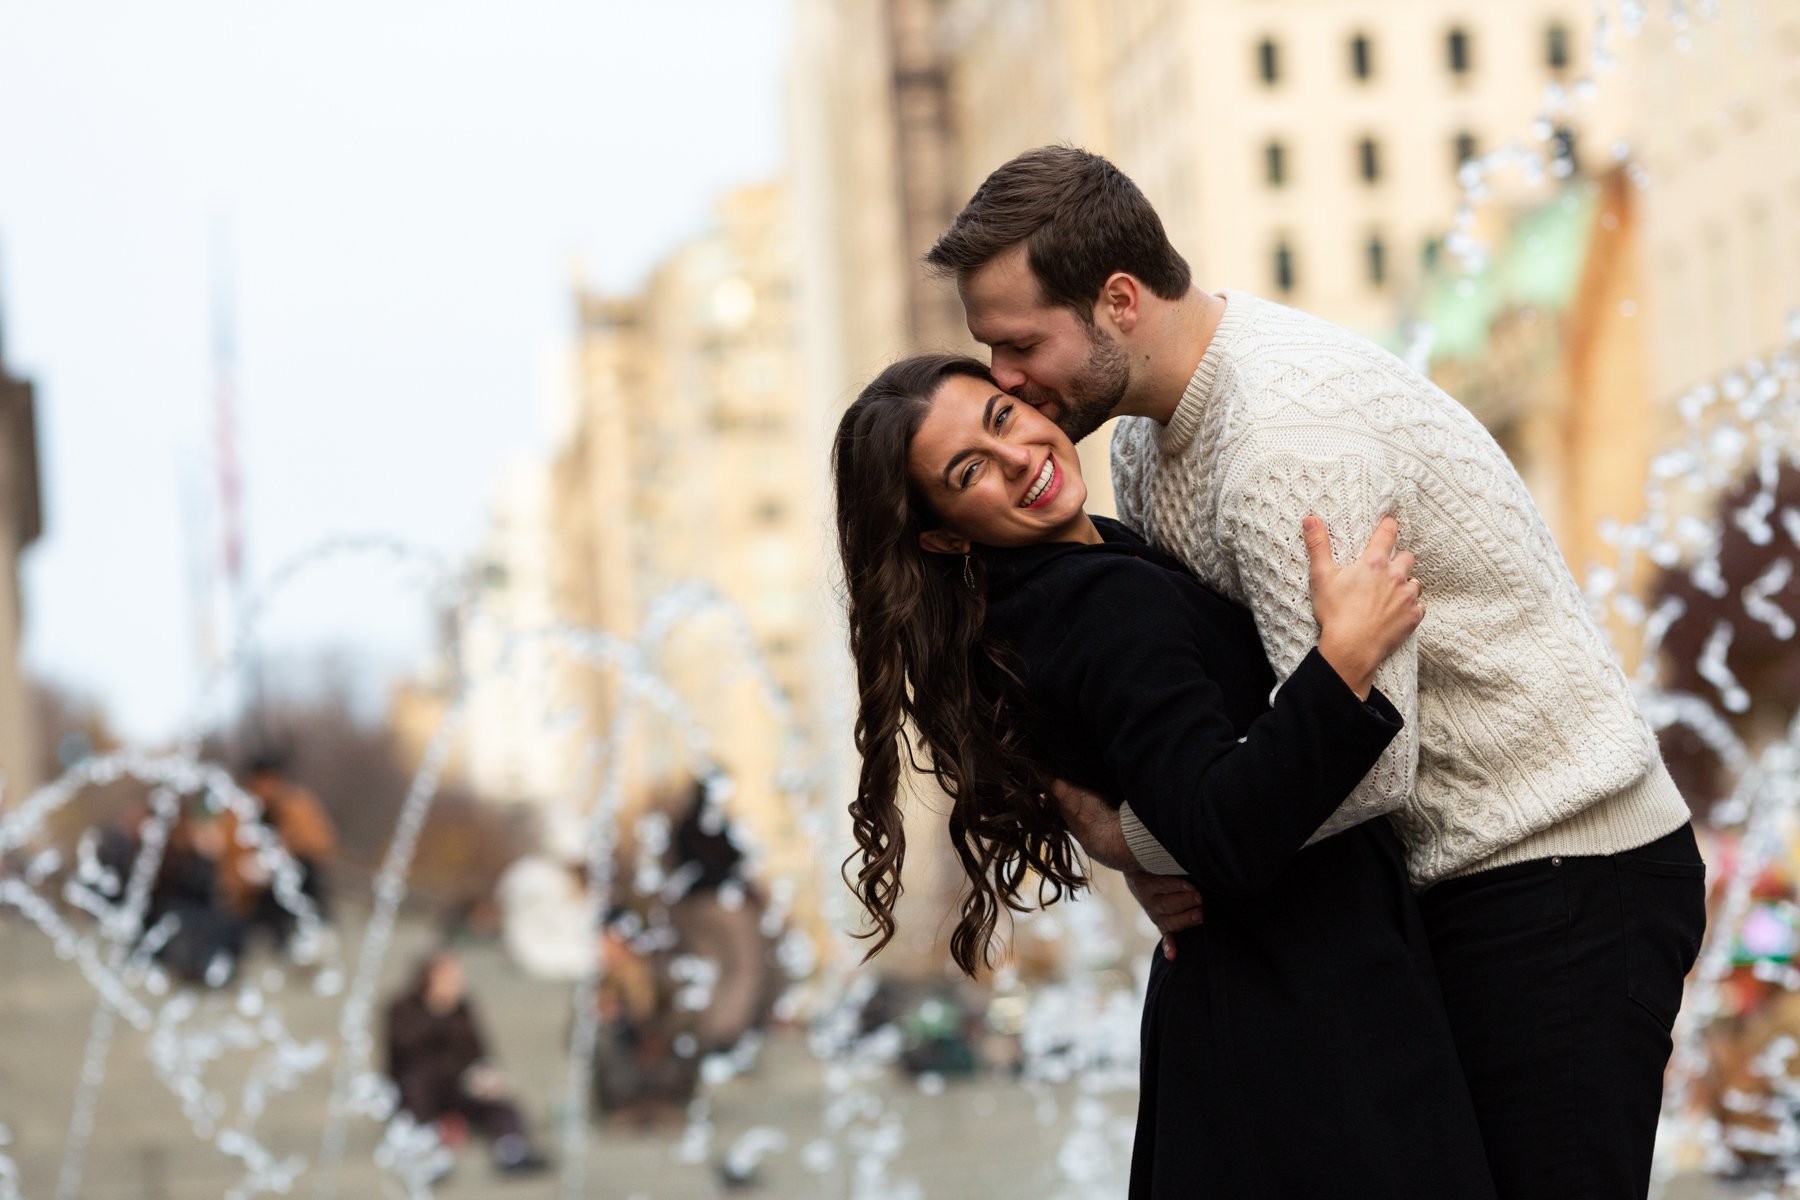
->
[925, 146, 1191, 321]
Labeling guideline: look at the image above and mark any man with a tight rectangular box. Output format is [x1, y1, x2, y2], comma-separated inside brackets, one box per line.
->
[926, 146, 1705, 1198]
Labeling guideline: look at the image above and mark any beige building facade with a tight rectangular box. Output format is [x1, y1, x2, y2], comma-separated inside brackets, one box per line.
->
[794, 0, 1597, 509]
[1098, 2, 1593, 336]
[935, 0, 1600, 335]
[1627, 0, 1800, 399]
[460, 459, 567, 814]
[549, 182, 823, 914]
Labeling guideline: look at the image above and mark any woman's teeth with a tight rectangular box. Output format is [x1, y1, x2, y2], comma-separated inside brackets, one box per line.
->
[1021, 458, 1055, 507]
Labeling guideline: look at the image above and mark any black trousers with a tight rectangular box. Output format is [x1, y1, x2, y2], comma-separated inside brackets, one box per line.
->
[1418, 823, 1707, 1200]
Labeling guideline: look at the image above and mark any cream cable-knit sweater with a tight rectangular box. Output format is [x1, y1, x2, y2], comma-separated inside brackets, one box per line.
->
[1111, 290, 1689, 887]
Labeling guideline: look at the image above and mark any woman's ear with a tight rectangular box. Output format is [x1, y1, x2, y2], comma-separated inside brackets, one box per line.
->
[919, 529, 972, 556]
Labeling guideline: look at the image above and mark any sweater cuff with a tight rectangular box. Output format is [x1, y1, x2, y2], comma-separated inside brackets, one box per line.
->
[1119, 802, 1187, 875]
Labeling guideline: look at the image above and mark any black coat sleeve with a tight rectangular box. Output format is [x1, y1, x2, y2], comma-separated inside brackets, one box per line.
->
[1043, 564, 1402, 896]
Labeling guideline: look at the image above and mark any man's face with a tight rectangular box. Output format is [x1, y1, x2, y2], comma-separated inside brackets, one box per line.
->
[959, 245, 1130, 443]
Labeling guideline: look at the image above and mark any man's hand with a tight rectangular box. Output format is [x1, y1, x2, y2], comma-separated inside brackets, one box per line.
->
[1051, 779, 1136, 871]
[1125, 871, 1204, 961]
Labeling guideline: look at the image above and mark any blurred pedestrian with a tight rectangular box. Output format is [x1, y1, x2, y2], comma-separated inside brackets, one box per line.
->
[663, 781, 782, 1056]
[384, 948, 550, 1176]
[222, 754, 338, 953]
[148, 800, 243, 984]
[591, 914, 699, 1129]
[497, 855, 593, 981]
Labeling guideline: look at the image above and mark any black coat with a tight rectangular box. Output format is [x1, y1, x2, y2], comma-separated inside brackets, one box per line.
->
[385, 993, 488, 1123]
[982, 517, 1493, 1199]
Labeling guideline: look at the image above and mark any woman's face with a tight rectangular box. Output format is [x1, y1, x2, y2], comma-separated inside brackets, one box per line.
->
[907, 372, 1092, 549]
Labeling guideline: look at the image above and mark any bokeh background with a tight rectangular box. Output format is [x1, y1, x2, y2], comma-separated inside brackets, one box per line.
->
[1, 1, 1798, 1197]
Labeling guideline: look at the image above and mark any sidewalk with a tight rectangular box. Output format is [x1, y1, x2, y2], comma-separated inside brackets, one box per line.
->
[0, 913, 1136, 1199]
[0, 912, 1747, 1199]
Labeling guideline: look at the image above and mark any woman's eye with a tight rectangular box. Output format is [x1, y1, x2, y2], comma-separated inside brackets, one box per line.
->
[960, 462, 979, 488]
[995, 404, 1013, 429]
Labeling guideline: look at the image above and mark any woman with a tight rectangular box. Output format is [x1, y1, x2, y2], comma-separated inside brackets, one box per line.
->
[832, 355, 1493, 1197]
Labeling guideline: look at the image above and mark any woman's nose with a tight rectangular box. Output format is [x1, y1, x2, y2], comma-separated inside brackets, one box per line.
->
[997, 443, 1032, 474]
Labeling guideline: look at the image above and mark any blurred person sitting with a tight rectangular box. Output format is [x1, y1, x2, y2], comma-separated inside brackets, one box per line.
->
[220, 753, 338, 954]
[662, 780, 783, 1057]
[384, 948, 549, 1176]
[148, 801, 244, 984]
[591, 912, 700, 1130]
[497, 854, 594, 981]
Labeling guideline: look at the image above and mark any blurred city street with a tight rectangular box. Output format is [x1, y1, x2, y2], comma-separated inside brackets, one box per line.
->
[2, 1, 1799, 1197]
[0, 912, 1143, 1200]
[0, 910, 1770, 1200]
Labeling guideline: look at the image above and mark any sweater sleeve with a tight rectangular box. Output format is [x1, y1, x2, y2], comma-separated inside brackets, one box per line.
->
[1048, 565, 1403, 895]
[1109, 418, 1152, 531]
[1214, 427, 1421, 836]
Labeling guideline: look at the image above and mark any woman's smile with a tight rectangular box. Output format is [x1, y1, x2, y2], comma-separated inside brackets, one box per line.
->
[1021, 455, 1063, 508]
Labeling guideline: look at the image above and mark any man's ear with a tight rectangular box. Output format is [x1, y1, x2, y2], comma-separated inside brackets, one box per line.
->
[919, 528, 972, 556]
[1095, 272, 1141, 334]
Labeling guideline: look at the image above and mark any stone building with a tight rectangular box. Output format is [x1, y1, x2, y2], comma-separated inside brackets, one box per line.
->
[1625, 0, 1800, 398]
[548, 183, 823, 919]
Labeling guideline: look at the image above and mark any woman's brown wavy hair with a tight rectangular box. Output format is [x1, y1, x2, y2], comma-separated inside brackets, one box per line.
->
[831, 353, 1087, 977]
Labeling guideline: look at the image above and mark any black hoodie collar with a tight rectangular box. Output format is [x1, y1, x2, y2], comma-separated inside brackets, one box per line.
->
[979, 515, 1184, 598]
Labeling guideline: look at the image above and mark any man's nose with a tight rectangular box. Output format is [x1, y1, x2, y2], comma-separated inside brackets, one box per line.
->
[990, 357, 1026, 392]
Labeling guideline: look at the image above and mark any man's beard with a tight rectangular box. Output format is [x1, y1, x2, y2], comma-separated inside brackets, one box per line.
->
[1019, 324, 1130, 443]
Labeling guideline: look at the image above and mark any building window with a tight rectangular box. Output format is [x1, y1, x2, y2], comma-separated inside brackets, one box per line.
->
[1454, 131, 1479, 174]
[1258, 37, 1280, 85]
[1350, 33, 1373, 80]
[1358, 137, 1381, 184]
[1264, 140, 1288, 187]
[1447, 26, 1472, 75]
[1545, 23, 1571, 71]
[1366, 234, 1387, 286]
[1273, 238, 1296, 294]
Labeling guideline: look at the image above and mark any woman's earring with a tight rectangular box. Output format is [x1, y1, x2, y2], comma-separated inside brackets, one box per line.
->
[962, 553, 976, 593]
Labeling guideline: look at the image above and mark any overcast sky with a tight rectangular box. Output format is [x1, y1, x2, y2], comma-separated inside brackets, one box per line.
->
[0, 1, 792, 743]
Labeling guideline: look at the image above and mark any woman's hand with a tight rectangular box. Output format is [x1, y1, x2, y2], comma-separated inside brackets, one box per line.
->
[1304, 514, 1424, 700]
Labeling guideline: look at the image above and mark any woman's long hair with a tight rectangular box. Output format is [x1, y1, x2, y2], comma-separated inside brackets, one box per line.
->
[831, 354, 1087, 977]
